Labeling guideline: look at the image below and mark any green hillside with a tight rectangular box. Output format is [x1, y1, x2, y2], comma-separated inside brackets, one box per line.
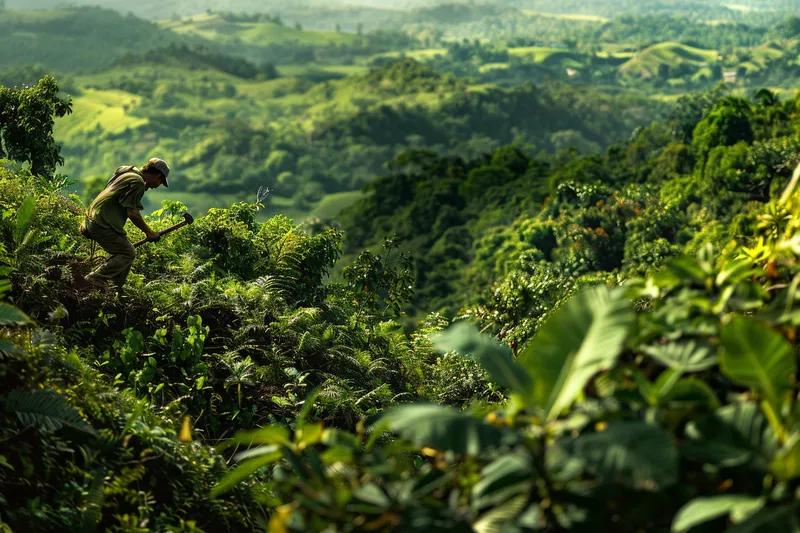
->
[0, 7, 195, 72]
[160, 13, 365, 47]
[618, 42, 720, 78]
[7, 71, 800, 532]
[53, 58, 660, 219]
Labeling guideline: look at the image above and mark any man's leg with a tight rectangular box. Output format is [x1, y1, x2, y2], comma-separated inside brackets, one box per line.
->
[86, 230, 136, 290]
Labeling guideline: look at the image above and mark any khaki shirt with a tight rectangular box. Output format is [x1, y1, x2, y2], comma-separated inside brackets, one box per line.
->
[87, 166, 146, 235]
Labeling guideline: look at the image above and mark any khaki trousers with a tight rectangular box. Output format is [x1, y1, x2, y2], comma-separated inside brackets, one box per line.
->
[87, 223, 136, 288]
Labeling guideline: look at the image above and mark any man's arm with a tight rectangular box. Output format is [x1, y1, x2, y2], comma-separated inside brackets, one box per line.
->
[127, 209, 161, 241]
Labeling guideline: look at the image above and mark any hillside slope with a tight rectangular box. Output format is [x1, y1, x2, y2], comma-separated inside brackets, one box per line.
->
[160, 12, 364, 47]
[0, 7, 205, 72]
[618, 42, 720, 78]
[53, 59, 663, 217]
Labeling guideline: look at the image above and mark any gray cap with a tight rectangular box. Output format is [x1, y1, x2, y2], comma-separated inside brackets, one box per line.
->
[148, 158, 171, 187]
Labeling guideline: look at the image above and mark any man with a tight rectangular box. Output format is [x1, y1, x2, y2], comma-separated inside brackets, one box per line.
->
[81, 158, 170, 291]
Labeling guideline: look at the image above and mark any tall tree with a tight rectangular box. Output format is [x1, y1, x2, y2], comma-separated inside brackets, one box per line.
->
[0, 76, 72, 177]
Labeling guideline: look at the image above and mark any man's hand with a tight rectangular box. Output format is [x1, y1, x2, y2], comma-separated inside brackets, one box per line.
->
[128, 209, 161, 243]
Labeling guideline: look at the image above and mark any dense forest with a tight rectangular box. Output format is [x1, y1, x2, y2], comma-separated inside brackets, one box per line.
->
[4, 2, 800, 532]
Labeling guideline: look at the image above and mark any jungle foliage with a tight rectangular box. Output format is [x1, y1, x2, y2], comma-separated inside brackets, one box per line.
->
[338, 85, 800, 322]
[3, 8, 800, 529]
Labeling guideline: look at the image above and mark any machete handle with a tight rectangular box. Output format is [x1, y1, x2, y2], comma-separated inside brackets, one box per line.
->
[133, 212, 194, 248]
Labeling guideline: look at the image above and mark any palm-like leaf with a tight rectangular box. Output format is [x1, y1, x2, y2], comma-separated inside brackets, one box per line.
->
[684, 402, 778, 470]
[377, 403, 519, 455]
[5, 388, 96, 434]
[519, 286, 635, 420]
[0, 303, 30, 326]
[561, 421, 679, 490]
[720, 317, 795, 426]
[641, 340, 716, 373]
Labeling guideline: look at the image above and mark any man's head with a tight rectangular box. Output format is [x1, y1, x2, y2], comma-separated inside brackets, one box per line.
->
[141, 158, 170, 190]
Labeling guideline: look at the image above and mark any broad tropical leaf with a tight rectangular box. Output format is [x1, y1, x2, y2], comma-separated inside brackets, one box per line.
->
[376, 404, 518, 455]
[662, 378, 720, 410]
[564, 421, 678, 490]
[684, 402, 778, 470]
[352, 483, 392, 511]
[720, 317, 795, 418]
[473, 495, 528, 533]
[0, 277, 11, 299]
[641, 340, 716, 373]
[472, 453, 534, 510]
[519, 286, 634, 420]
[726, 504, 800, 533]
[211, 446, 283, 497]
[216, 426, 292, 452]
[433, 323, 533, 397]
[665, 255, 710, 284]
[672, 495, 765, 533]
[14, 196, 35, 246]
[769, 438, 800, 481]
[4, 388, 95, 434]
[0, 303, 30, 326]
[81, 469, 106, 533]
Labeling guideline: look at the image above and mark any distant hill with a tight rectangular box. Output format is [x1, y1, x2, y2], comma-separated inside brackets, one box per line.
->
[0, 7, 204, 72]
[507, 0, 797, 17]
[618, 42, 719, 79]
[5, 0, 450, 19]
[160, 12, 364, 47]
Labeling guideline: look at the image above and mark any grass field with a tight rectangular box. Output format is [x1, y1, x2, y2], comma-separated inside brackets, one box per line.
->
[619, 42, 720, 78]
[277, 64, 370, 79]
[160, 14, 363, 47]
[478, 62, 511, 73]
[508, 47, 568, 62]
[520, 10, 609, 23]
[368, 48, 448, 63]
[55, 89, 147, 139]
[310, 191, 367, 220]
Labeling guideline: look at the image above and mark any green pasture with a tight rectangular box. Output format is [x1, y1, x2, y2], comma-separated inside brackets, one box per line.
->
[160, 14, 363, 47]
[619, 42, 719, 78]
[520, 10, 609, 23]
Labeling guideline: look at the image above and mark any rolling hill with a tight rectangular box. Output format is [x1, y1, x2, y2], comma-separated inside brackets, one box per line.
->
[0, 7, 201, 72]
[50, 57, 660, 219]
[160, 13, 365, 47]
[618, 42, 720, 78]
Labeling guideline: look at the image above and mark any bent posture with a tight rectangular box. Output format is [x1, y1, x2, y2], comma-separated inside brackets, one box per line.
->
[82, 158, 170, 290]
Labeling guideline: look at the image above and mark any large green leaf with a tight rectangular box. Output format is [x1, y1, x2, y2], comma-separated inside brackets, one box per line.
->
[769, 438, 800, 481]
[4, 388, 95, 434]
[672, 495, 765, 533]
[472, 453, 534, 511]
[433, 323, 532, 397]
[473, 495, 528, 533]
[216, 426, 291, 452]
[720, 317, 795, 418]
[0, 303, 30, 326]
[210, 446, 283, 497]
[726, 504, 800, 533]
[641, 340, 716, 373]
[663, 378, 721, 410]
[376, 404, 518, 455]
[564, 421, 678, 490]
[519, 286, 635, 420]
[14, 196, 35, 246]
[0, 277, 11, 299]
[683, 402, 778, 470]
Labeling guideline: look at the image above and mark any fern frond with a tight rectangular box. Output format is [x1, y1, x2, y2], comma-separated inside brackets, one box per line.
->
[5, 388, 96, 434]
[81, 469, 106, 533]
[355, 384, 390, 406]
